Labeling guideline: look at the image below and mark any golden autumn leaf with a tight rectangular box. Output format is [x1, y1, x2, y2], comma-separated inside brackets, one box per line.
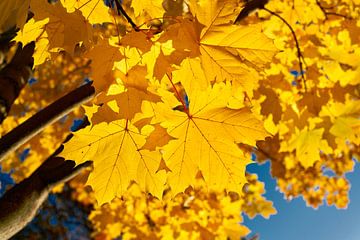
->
[131, 0, 165, 18]
[199, 24, 277, 86]
[320, 99, 360, 144]
[141, 124, 175, 151]
[85, 38, 123, 92]
[14, 0, 93, 65]
[94, 65, 161, 120]
[60, 0, 113, 24]
[281, 127, 332, 168]
[172, 57, 209, 94]
[155, 83, 268, 195]
[61, 120, 166, 204]
[30, 0, 93, 53]
[160, 1, 278, 94]
[15, 18, 50, 65]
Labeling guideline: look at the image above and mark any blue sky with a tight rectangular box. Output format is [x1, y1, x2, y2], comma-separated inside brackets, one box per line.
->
[245, 161, 360, 240]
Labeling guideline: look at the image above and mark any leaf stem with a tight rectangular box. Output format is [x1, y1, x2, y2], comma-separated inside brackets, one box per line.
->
[166, 73, 189, 114]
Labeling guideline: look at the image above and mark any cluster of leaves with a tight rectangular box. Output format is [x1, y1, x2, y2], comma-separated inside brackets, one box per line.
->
[7, 0, 278, 205]
[88, 173, 275, 240]
[247, 0, 360, 208]
[0, 0, 359, 238]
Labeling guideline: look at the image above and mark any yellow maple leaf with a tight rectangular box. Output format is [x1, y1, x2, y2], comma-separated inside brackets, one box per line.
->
[320, 99, 360, 145]
[15, 18, 50, 65]
[191, 0, 277, 73]
[266, 0, 325, 25]
[282, 127, 332, 168]
[159, 10, 277, 94]
[189, 0, 240, 35]
[23, 0, 93, 58]
[141, 124, 175, 151]
[93, 65, 161, 120]
[85, 38, 123, 92]
[61, 120, 166, 204]
[60, 0, 113, 24]
[131, 0, 164, 18]
[156, 83, 268, 195]
[200, 24, 277, 87]
[84, 103, 120, 125]
[172, 57, 209, 95]
[224, 220, 250, 240]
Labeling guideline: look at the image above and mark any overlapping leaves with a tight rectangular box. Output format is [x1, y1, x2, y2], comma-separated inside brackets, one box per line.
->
[55, 0, 275, 203]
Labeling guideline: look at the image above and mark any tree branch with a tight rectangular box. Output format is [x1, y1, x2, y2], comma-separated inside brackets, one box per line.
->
[0, 144, 92, 239]
[234, 0, 308, 92]
[262, 7, 307, 92]
[0, 82, 95, 162]
[234, 0, 269, 23]
[114, 0, 139, 31]
[0, 42, 35, 123]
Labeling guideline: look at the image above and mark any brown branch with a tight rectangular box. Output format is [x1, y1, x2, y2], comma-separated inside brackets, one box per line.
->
[114, 0, 139, 31]
[235, 0, 269, 23]
[263, 7, 307, 92]
[234, 1, 307, 91]
[0, 143, 92, 239]
[0, 27, 18, 71]
[0, 42, 35, 123]
[0, 82, 95, 162]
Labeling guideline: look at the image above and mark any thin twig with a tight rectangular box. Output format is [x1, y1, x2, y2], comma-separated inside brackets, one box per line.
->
[316, 0, 350, 20]
[234, 0, 269, 23]
[263, 7, 307, 92]
[114, 0, 139, 31]
[0, 82, 95, 162]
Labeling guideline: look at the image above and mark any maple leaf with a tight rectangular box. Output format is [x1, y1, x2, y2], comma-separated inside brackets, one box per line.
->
[156, 83, 268, 195]
[85, 38, 123, 92]
[160, 1, 277, 94]
[141, 124, 175, 151]
[120, 31, 153, 53]
[320, 100, 360, 145]
[83, 103, 120, 125]
[60, 0, 113, 24]
[15, 18, 50, 65]
[32, 0, 93, 50]
[16, 0, 93, 62]
[172, 57, 209, 94]
[61, 119, 166, 204]
[281, 127, 332, 168]
[131, 0, 165, 18]
[199, 24, 277, 86]
[189, 0, 240, 32]
[92, 65, 161, 120]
